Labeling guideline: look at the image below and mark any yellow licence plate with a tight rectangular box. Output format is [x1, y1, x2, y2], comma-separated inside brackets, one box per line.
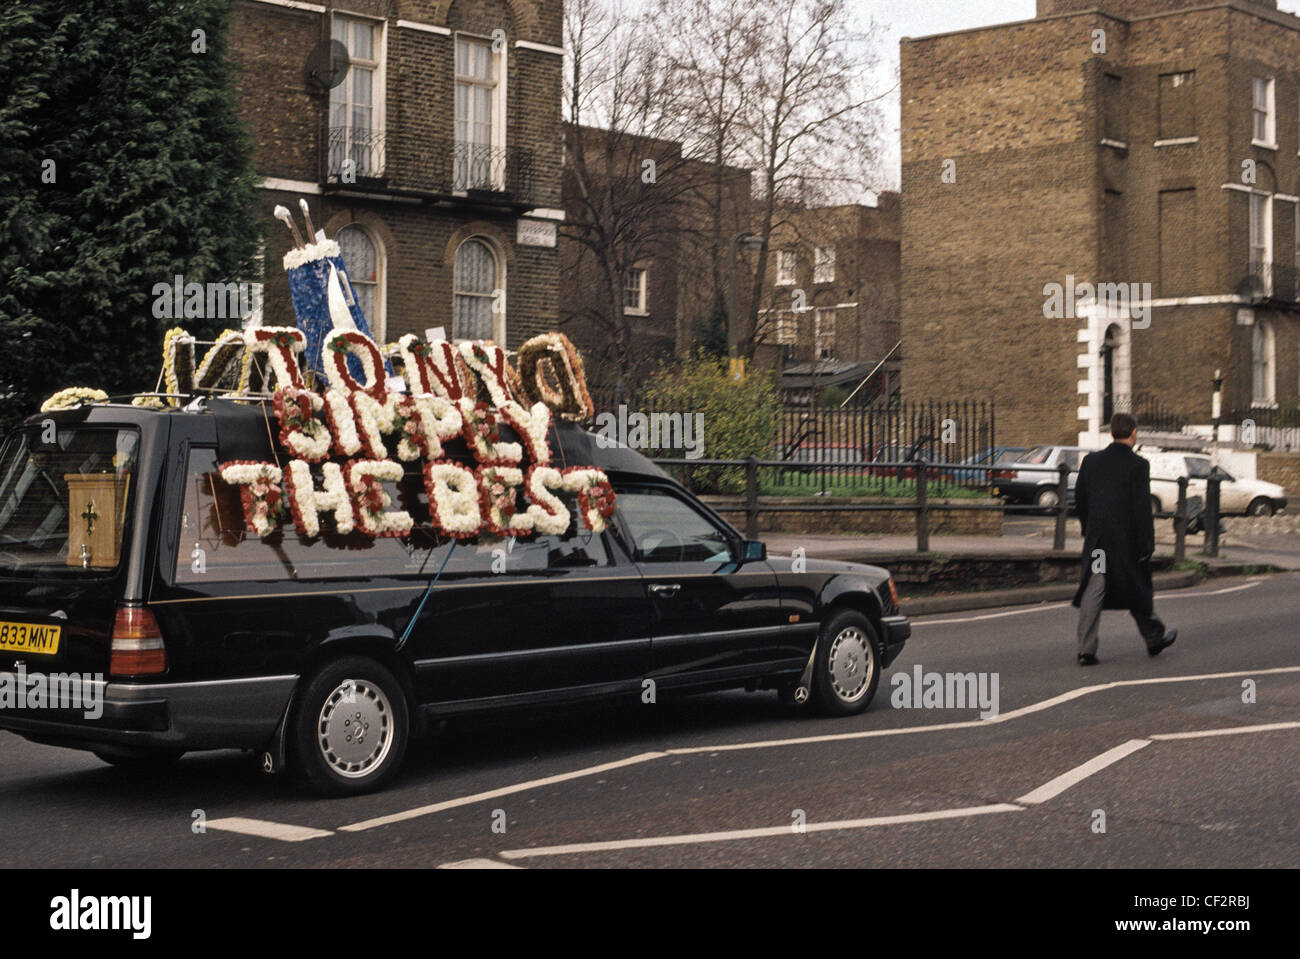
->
[0, 621, 61, 655]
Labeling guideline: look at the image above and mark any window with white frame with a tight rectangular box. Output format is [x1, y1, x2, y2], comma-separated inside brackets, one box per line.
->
[624, 267, 647, 314]
[336, 225, 385, 343]
[813, 307, 836, 359]
[1252, 318, 1275, 405]
[453, 237, 500, 341]
[1249, 192, 1272, 294]
[455, 36, 504, 191]
[776, 249, 796, 286]
[775, 310, 796, 346]
[1252, 77, 1275, 147]
[330, 16, 384, 177]
[813, 246, 836, 284]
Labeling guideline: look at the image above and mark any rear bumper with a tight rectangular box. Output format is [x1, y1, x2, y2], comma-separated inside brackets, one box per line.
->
[0, 674, 296, 753]
[881, 615, 910, 667]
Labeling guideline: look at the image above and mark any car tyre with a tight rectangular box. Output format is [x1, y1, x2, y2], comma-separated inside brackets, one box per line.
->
[1034, 487, 1060, 511]
[1150, 495, 1163, 517]
[808, 609, 881, 717]
[291, 656, 409, 797]
[1247, 497, 1275, 517]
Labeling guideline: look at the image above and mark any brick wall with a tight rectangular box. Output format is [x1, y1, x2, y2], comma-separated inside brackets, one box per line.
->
[235, 0, 562, 352]
[902, 3, 1300, 449]
[1038, 0, 1277, 16]
[1256, 451, 1300, 492]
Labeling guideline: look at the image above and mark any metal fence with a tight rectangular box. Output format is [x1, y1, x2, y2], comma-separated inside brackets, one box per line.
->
[772, 400, 997, 494]
[1231, 405, 1300, 451]
[654, 456, 1070, 552]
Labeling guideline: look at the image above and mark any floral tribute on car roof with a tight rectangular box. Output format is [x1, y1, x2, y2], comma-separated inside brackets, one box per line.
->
[40, 200, 616, 543]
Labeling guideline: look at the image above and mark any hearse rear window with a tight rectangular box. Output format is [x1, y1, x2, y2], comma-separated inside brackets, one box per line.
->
[172, 448, 608, 583]
[0, 426, 138, 574]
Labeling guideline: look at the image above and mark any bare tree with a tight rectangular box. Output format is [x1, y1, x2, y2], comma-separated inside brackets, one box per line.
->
[561, 0, 700, 396]
[658, 0, 888, 360]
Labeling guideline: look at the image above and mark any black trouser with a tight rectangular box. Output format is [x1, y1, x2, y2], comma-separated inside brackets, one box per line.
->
[1076, 572, 1166, 657]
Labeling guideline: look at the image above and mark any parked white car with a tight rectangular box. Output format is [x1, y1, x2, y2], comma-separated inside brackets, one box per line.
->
[1140, 450, 1288, 516]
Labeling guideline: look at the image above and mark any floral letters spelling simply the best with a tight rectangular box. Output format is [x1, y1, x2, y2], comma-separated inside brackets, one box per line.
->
[215, 327, 616, 540]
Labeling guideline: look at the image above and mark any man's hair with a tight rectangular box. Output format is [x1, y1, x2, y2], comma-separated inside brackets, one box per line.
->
[1110, 412, 1138, 439]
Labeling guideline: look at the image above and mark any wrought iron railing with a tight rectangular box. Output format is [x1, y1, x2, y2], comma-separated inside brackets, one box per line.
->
[1238, 261, 1300, 306]
[321, 128, 536, 202]
[324, 126, 386, 180]
[1112, 392, 1187, 433]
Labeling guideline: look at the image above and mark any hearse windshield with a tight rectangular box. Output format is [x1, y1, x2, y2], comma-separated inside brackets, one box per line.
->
[0, 426, 139, 574]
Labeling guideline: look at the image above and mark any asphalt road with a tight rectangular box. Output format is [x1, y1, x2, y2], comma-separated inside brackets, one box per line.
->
[2, 574, 1297, 868]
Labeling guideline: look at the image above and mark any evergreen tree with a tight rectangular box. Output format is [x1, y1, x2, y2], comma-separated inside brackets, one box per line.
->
[0, 0, 262, 428]
[694, 295, 729, 359]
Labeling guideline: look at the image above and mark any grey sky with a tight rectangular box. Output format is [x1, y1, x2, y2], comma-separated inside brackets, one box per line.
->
[865, 0, 1300, 190]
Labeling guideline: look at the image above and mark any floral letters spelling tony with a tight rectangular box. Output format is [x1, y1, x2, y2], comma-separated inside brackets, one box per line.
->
[214, 328, 614, 540]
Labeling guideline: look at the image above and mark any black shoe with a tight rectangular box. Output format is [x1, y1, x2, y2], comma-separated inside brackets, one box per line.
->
[1078, 653, 1099, 666]
[1147, 630, 1177, 657]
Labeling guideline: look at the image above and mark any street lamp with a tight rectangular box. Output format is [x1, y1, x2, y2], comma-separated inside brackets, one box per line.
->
[728, 231, 767, 377]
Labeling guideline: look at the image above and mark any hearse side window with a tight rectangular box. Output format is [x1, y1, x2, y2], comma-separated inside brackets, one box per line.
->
[171, 448, 608, 583]
[614, 485, 734, 564]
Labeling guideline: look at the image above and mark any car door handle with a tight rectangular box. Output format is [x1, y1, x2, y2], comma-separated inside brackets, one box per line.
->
[648, 583, 681, 598]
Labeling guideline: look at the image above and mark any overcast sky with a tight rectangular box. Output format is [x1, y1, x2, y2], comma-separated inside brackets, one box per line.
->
[865, 0, 1300, 190]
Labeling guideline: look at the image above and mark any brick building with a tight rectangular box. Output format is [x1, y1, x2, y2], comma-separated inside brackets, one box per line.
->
[901, 0, 1300, 448]
[757, 195, 902, 405]
[233, 0, 564, 349]
[558, 124, 753, 401]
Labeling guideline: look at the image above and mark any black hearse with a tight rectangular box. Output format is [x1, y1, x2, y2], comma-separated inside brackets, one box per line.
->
[0, 399, 909, 794]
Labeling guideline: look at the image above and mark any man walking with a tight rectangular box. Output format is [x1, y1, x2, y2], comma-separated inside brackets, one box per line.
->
[1072, 413, 1177, 665]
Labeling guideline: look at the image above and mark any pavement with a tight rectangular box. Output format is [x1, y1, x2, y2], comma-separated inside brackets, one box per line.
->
[763, 516, 1300, 568]
[761, 516, 1300, 614]
[3, 572, 1295, 868]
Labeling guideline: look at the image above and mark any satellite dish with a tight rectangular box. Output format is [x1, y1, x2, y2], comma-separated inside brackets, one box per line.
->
[306, 39, 350, 90]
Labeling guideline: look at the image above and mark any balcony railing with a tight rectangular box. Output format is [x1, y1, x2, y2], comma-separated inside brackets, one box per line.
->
[324, 126, 386, 181]
[1239, 261, 1300, 306]
[321, 128, 536, 204]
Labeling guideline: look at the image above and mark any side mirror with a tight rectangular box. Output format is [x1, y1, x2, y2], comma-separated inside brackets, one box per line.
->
[742, 540, 766, 561]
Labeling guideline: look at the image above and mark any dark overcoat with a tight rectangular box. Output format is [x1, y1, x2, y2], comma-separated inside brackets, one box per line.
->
[1071, 442, 1155, 612]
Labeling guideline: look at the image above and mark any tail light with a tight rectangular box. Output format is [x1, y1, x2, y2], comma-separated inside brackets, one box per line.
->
[110, 606, 167, 676]
[887, 577, 900, 612]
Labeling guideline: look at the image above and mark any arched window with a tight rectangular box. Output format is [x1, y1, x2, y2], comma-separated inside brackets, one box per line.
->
[336, 224, 385, 343]
[453, 237, 501, 341]
[1252, 318, 1275, 406]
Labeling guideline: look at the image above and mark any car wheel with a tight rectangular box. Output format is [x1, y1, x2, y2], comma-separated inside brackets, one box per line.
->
[1034, 487, 1060, 510]
[808, 609, 881, 717]
[1150, 495, 1163, 517]
[93, 748, 184, 768]
[291, 656, 409, 797]
[1247, 497, 1275, 517]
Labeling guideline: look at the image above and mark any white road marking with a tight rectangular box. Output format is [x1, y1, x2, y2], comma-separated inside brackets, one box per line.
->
[204, 817, 334, 842]
[437, 858, 523, 869]
[1159, 580, 1263, 599]
[338, 751, 668, 833]
[497, 716, 1300, 861]
[293, 667, 1300, 842]
[1150, 721, 1300, 740]
[670, 666, 1300, 754]
[1014, 739, 1151, 805]
[497, 803, 1025, 860]
[912, 578, 1264, 626]
[912, 604, 1069, 625]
